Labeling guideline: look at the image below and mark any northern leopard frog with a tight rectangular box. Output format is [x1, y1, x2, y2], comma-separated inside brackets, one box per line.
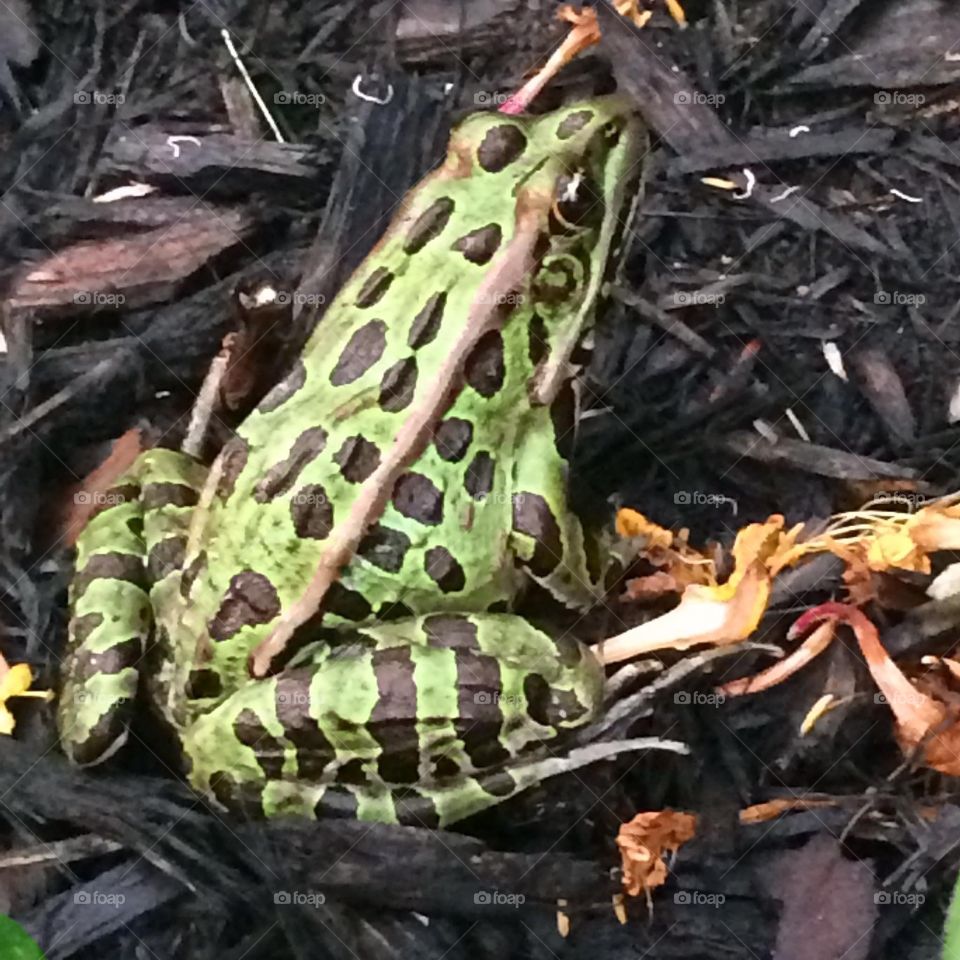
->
[58, 97, 645, 827]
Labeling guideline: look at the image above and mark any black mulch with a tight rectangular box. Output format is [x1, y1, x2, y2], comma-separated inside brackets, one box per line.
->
[1, 1, 959, 957]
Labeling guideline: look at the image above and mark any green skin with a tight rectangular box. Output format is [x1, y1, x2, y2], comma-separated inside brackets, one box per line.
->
[58, 98, 645, 827]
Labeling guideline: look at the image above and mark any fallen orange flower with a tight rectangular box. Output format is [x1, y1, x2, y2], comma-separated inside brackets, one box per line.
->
[789, 602, 960, 775]
[597, 515, 803, 663]
[617, 810, 697, 898]
[499, 1, 676, 115]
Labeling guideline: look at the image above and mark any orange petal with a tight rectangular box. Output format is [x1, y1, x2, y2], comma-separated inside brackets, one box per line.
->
[617, 810, 697, 898]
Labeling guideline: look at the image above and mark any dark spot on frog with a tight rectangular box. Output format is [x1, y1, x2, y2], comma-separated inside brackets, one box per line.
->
[275, 670, 336, 781]
[69, 612, 104, 648]
[464, 451, 494, 500]
[324, 581, 372, 621]
[527, 312, 549, 367]
[549, 380, 576, 461]
[357, 523, 410, 573]
[217, 437, 250, 500]
[370, 648, 419, 785]
[257, 359, 306, 413]
[433, 417, 473, 462]
[209, 570, 281, 641]
[392, 472, 444, 526]
[330, 319, 387, 386]
[313, 790, 359, 820]
[180, 552, 207, 600]
[290, 483, 334, 539]
[148, 536, 187, 582]
[452, 223, 502, 265]
[522, 673, 552, 726]
[465, 330, 505, 397]
[71, 636, 143, 682]
[476, 124, 528, 172]
[408, 291, 446, 349]
[335, 757, 369, 785]
[424, 546, 466, 593]
[393, 790, 439, 829]
[254, 426, 328, 502]
[477, 769, 519, 798]
[423, 614, 479, 650]
[233, 707, 285, 779]
[125, 515, 143, 540]
[433, 756, 461, 779]
[512, 492, 563, 576]
[142, 482, 199, 511]
[186, 668, 223, 699]
[378, 357, 418, 413]
[486, 599, 508, 613]
[354, 265, 394, 308]
[67, 709, 133, 767]
[556, 109, 594, 140]
[73, 551, 147, 598]
[403, 197, 455, 255]
[334, 435, 381, 483]
[376, 600, 415, 621]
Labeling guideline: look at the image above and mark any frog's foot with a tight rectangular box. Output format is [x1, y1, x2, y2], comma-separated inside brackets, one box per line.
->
[58, 449, 204, 765]
[182, 612, 609, 826]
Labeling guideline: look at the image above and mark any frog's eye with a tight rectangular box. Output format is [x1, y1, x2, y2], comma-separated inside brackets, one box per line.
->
[552, 169, 602, 230]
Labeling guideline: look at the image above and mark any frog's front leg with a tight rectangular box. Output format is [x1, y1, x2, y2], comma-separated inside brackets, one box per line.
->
[509, 404, 603, 609]
[58, 449, 205, 765]
[182, 612, 604, 827]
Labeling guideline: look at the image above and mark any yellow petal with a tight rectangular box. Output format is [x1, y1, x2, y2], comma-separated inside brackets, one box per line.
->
[0, 663, 34, 702]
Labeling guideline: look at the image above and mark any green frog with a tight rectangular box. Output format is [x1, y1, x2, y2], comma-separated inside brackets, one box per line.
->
[57, 97, 646, 827]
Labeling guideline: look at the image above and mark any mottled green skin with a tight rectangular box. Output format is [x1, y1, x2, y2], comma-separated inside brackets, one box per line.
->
[58, 98, 644, 826]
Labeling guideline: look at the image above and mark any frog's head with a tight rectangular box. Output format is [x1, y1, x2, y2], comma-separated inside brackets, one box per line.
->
[441, 97, 646, 404]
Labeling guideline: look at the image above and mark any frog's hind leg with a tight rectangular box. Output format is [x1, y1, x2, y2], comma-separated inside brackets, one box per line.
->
[58, 449, 203, 765]
[181, 612, 605, 827]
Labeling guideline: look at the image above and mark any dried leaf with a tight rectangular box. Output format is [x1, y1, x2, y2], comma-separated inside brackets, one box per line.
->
[63, 429, 142, 546]
[617, 810, 697, 898]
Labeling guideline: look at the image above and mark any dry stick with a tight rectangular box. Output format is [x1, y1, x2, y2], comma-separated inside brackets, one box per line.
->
[248, 208, 545, 677]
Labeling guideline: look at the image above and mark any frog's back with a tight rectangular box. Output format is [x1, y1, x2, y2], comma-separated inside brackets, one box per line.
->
[180, 100, 636, 688]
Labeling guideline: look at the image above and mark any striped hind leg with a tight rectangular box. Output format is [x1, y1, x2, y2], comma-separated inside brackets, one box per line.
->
[58, 449, 204, 765]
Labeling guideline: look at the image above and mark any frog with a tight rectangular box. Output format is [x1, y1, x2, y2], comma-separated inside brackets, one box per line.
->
[57, 96, 646, 828]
